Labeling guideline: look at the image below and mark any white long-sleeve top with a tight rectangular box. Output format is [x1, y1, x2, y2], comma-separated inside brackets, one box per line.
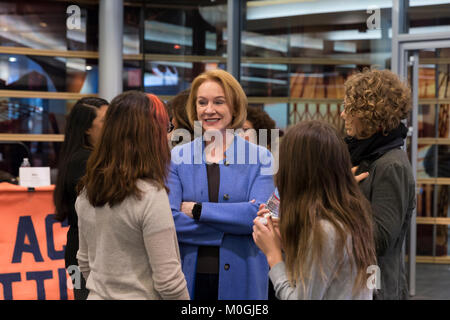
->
[76, 180, 189, 300]
[269, 220, 374, 300]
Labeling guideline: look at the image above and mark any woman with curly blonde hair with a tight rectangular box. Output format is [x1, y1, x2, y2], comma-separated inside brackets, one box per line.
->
[341, 68, 416, 300]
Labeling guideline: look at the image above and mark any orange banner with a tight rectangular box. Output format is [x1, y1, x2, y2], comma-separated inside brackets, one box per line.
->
[0, 182, 74, 300]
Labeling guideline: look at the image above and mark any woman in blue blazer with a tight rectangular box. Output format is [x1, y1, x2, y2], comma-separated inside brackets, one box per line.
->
[167, 69, 275, 300]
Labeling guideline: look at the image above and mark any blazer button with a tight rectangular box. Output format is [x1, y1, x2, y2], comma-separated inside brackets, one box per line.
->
[224, 264, 230, 271]
[223, 194, 230, 200]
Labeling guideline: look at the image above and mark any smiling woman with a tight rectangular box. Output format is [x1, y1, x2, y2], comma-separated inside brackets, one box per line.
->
[196, 80, 232, 133]
[186, 69, 249, 163]
[187, 69, 247, 133]
[168, 69, 275, 300]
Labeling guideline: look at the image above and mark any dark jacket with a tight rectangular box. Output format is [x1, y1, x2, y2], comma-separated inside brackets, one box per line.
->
[64, 148, 91, 267]
[423, 145, 450, 177]
[63, 148, 91, 300]
[358, 148, 415, 300]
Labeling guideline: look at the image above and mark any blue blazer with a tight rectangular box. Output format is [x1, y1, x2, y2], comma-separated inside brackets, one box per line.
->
[167, 135, 275, 300]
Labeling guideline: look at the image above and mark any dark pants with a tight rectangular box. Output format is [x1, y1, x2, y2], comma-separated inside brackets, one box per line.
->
[268, 279, 278, 300]
[65, 226, 89, 300]
[194, 273, 219, 300]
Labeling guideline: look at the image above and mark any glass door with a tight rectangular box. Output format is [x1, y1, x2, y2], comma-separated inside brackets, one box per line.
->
[402, 41, 450, 297]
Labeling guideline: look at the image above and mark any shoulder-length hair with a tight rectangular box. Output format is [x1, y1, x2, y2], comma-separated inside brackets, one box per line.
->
[54, 97, 109, 222]
[79, 91, 170, 207]
[186, 69, 247, 129]
[275, 120, 376, 295]
[246, 106, 276, 146]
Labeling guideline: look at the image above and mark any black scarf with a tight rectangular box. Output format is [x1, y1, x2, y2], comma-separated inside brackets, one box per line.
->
[345, 123, 408, 168]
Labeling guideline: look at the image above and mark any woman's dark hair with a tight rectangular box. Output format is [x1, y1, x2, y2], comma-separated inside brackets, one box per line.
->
[79, 91, 171, 208]
[167, 89, 193, 145]
[54, 97, 109, 222]
[246, 106, 276, 146]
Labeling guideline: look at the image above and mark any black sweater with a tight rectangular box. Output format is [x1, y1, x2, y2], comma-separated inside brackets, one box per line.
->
[63, 148, 91, 268]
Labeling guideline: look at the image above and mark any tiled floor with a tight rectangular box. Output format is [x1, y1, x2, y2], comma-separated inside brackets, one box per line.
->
[409, 263, 450, 300]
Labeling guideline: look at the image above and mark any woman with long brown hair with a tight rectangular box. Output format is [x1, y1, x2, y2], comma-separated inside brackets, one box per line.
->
[253, 120, 376, 299]
[75, 91, 189, 300]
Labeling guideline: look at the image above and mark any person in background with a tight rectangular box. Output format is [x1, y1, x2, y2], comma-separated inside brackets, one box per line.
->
[53, 97, 109, 300]
[424, 144, 450, 178]
[166, 89, 194, 146]
[0, 170, 16, 183]
[240, 107, 278, 300]
[76, 91, 189, 300]
[240, 106, 277, 151]
[341, 68, 415, 300]
[167, 69, 274, 300]
[253, 120, 377, 300]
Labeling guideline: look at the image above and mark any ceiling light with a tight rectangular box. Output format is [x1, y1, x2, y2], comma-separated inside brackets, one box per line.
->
[85, 65, 92, 71]
[9, 57, 17, 62]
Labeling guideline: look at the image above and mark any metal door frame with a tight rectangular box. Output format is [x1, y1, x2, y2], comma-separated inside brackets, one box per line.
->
[398, 39, 450, 297]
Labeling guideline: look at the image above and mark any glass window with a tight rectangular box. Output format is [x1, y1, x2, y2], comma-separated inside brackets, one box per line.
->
[415, 183, 449, 259]
[410, 48, 450, 180]
[0, 98, 77, 134]
[144, 3, 226, 57]
[0, 0, 99, 51]
[0, 141, 61, 179]
[406, 0, 450, 35]
[124, 4, 142, 55]
[0, 54, 98, 93]
[143, 60, 226, 96]
[123, 60, 143, 91]
[263, 103, 288, 129]
[143, 0, 227, 90]
[243, 0, 393, 128]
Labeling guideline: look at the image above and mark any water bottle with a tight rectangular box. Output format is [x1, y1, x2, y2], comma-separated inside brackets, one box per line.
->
[259, 188, 280, 226]
[265, 188, 280, 219]
[20, 158, 31, 167]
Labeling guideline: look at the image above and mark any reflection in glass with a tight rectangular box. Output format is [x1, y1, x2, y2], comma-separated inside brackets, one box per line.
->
[242, 0, 392, 127]
[420, 144, 450, 178]
[0, 98, 76, 134]
[257, 103, 289, 130]
[0, 54, 98, 93]
[144, 4, 226, 57]
[241, 63, 289, 97]
[143, 61, 226, 96]
[407, 1, 450, 35]
[416, 183, 449, 257]
[0, 0, 99, 51]
[124, 5, 141, 55]
[123, 60, 142, 91]
[0, 141, 61, 179]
